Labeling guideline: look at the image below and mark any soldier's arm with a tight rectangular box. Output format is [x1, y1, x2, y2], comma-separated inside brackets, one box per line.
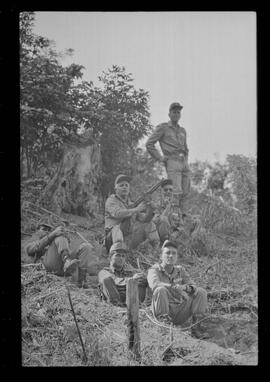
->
[146, 124, 165, 161]
[147, 267, 171, 291]
[25, 231, 56, 257]
[182, 128, 189, 157]
[106, 197, 142, 219]
[98, 268, 114, 283]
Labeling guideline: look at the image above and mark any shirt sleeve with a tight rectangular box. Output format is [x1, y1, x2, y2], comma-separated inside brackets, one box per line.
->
[24, 231, 52, 257]
[182, 128, 189, 155]
[147, 267, 171, 291]
[24, 240, 41, 257]
[105, 196, 134, 219]
[146, 124, 165, 161]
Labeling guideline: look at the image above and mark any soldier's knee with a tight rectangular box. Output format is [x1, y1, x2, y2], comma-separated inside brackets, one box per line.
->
[54, 235, 68, 245]
[196, 287, 207, 299]
[153, 286, 169, 297]
[79, 242, 94, 250]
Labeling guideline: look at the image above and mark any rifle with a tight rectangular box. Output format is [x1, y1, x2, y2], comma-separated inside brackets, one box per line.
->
[129, 178, 166, 209]
[121, 178, 166, 235]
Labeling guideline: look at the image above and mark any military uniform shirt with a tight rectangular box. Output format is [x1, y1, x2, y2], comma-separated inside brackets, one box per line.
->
[146, 121, 189, 161]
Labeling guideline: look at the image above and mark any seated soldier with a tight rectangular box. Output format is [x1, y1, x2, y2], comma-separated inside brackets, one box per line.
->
[23, 223, 99, 288]
[152, 179, 176, 244]
[104, 174, 160, 252]
[153, 179, 200, 245]
[147, 240, 208, 336]
[98, 241, 148, 307]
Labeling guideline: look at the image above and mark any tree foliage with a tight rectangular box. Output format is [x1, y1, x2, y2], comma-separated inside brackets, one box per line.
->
[20, 12, 85, 178]
[20, 13, 152, 203]
[226, 154, 257, 215]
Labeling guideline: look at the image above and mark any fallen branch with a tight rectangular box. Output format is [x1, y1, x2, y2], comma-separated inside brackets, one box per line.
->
[207, 289, 243, 300]
[21, 263, 44, 268]
[202, 260, 222, 275]
[32, 287, 66, 302]
[181, 314, 212, 331]
[21, 231, 33, 237]
[210, 301, 257, 314]
[140, 309, 171, 330]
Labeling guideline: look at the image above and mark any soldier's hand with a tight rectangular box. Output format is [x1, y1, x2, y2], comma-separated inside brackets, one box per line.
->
[133, 272, 145, 280]
[52, 226, 66, 237]
[172, 285, 189, 300]
[184, 284, 197, 295]
[136, 202, 146, 212]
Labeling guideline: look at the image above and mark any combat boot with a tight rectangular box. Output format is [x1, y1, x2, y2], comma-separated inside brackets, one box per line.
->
[61, 250, 80, 276]
[77, 268, 90, 289]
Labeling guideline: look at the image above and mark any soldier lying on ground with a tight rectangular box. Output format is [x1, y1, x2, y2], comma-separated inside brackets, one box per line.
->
[152, 179, 200, 245]
[147, 240, 208, 337]
[98, 241, 148, 307]
[104, 174, 160, 252]
[23, 223, 99, 288]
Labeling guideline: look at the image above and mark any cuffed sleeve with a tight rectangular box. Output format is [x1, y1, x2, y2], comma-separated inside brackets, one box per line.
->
[146, 124, 165, 161]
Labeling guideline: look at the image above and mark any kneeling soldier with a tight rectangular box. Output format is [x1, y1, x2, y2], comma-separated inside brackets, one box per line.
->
[98, 241, 148, 307]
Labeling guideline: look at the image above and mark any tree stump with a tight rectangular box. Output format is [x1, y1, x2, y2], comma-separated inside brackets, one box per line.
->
[40, 133, 102, 217]
[126, 278, 141, 361]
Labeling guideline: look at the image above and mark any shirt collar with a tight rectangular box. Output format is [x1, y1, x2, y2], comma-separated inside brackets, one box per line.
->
[114, 193, 130, 206]
[168, 120, 180, 129]
[110, 263, 126, 274]
[158, 263, 177, 276]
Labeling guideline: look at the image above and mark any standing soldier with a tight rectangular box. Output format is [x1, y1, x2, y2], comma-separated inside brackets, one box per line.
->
[146, 102, 190, 214]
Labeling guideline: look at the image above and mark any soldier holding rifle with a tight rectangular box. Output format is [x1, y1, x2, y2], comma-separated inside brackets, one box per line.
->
[104, 174, 161, 252]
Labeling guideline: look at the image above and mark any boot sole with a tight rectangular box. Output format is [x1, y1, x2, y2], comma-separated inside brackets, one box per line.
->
[64, 260, 80, 276]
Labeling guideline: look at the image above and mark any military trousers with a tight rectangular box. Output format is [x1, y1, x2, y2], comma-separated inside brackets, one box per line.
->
[152, 286, 208, 325]
[98, 269, 148, 305]
[42, 236, 99, 277]
[110, 220, 160, 250]
[166, 157, 190, 211]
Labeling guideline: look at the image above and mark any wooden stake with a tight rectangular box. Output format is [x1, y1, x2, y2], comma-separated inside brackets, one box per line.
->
[66, 286, 88, 364]
[126, 278, 141, 361]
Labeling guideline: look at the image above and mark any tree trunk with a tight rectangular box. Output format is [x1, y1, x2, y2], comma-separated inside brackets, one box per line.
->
[40, 133, 102, 217]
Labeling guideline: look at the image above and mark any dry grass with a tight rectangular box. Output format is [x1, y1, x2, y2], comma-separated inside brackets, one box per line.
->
[21, 181, 257, 366]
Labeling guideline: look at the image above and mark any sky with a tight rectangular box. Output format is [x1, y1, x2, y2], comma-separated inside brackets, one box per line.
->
[33, 11, 256, 163]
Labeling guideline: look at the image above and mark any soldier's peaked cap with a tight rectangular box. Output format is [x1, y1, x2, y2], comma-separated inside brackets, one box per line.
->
[162, 240, 178, 250]
[114, 174, 132, 186]
[109, 241, 128, 255]
[169, 102, 183, 111]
